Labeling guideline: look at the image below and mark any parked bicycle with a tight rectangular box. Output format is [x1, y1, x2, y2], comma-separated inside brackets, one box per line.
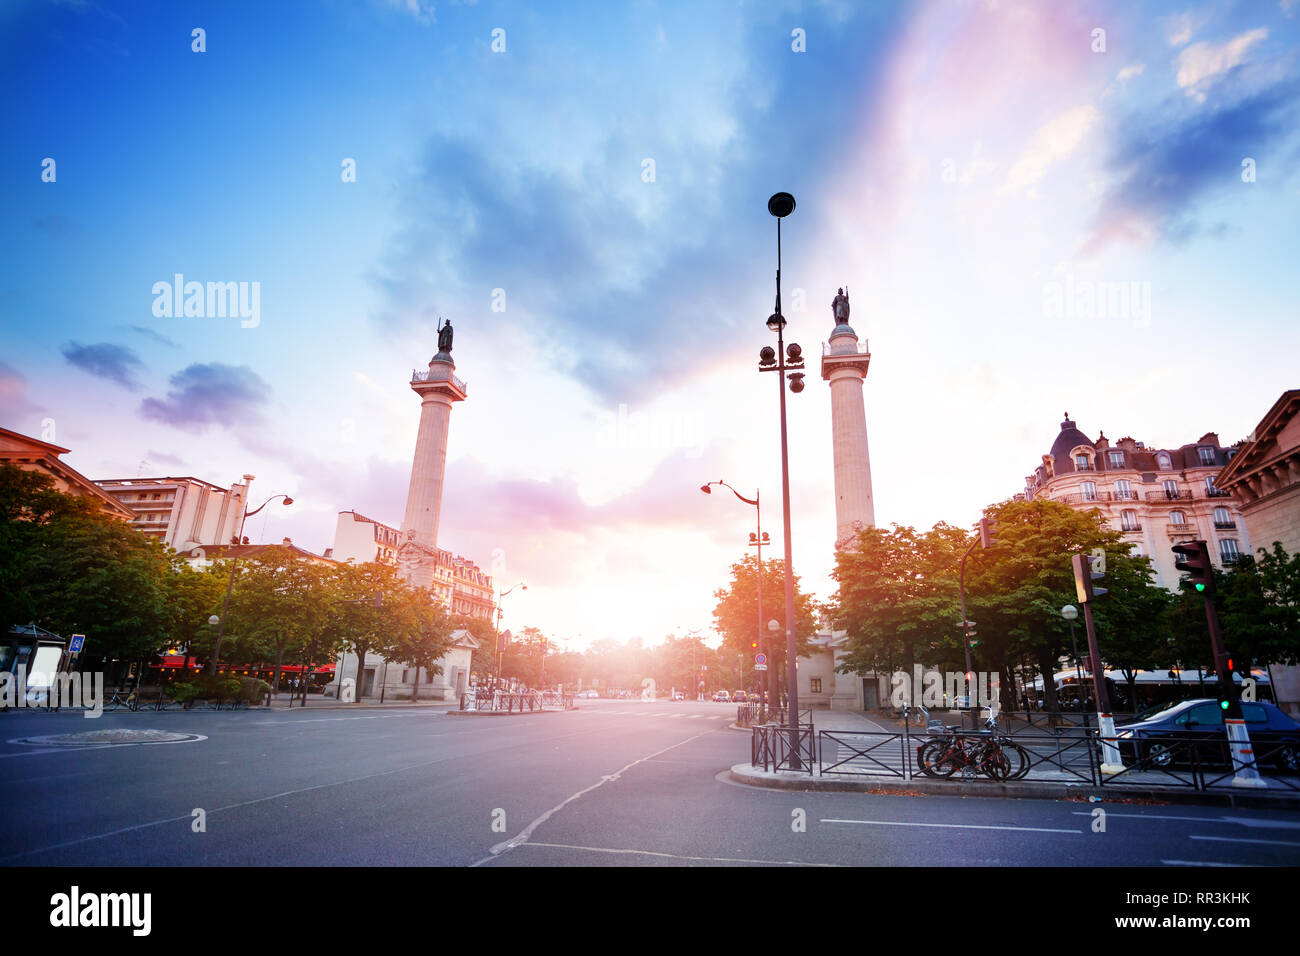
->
[916, 707, 1030, 781]
[105, 689, 139, 712]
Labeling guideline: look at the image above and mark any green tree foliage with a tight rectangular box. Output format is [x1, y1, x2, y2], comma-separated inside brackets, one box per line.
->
[711, 555, 816, 686]
[390, 588, 457, 700]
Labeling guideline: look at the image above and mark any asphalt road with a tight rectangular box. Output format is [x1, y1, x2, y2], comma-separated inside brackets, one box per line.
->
[3, 698, 1298, 867]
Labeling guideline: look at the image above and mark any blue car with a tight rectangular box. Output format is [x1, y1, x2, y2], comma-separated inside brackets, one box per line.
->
[1113, 698, 1300, 772]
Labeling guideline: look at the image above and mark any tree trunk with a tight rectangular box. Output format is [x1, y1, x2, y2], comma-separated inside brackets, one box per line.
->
[1036, 647, 1060, 713]
[412, 664, 421, 702]
[272, 642, 285, 693]
[355, 647, 367, 703]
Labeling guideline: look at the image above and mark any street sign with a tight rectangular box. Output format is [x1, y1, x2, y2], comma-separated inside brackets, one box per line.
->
[755, 653, 767, 665]
[755, 664, 767, 671]
[69, 634, 86, 655]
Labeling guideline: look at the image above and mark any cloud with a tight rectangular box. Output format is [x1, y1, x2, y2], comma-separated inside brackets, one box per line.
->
[381, 0, 435, 24]
[1001, 105, 1101, 195]
[0, 362, 40, 424]
[1116, 64, 1145, 83]
[1081, 81, 1298, 254]
[121, 324, 179, 348]
[139, 362, 270, 429]
[1176, 28, 1269, 100]
[1164, 9, 1212, 47]
[61, 341, 144, 390]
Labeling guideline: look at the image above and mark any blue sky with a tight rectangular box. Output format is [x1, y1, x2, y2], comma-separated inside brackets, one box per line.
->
[2, 0, 1298, 647]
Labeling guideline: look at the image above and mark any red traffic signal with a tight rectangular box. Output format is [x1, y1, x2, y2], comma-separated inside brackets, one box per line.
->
[1172, 540, 1214, 595]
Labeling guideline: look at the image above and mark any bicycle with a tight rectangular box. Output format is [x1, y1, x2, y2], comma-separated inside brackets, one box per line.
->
[105, 689, 139, 712]
[916, 708, 1028, 781]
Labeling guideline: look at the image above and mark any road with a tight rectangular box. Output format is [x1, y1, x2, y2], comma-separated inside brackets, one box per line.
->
[2, 698, 1298, 867]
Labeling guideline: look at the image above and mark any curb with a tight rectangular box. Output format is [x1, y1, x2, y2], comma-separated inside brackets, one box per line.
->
[446, 708, 570, 718]
[726, 763, 1300, 809]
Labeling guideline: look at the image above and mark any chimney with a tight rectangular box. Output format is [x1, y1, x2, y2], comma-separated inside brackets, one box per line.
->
[282, 537, 292, 547]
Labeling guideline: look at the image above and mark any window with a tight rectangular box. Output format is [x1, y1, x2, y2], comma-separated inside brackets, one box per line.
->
[1219, 539, 1240, 563]
[810, 678, 822, 694]
[1108, 450, 1125, 469]
[1075, 454, 1090, 471]
[1213, 507, 1233, 529]
[1120, 510, 1139, 531]
[1081, 481, 1097, 502]
[1162, 479, 1179, 499]
[1198, 446, 1217, 465]
[1205, 476, 1222, 496]
[1169, 511, 1186, 526]
[1242, 703, 1267, 724]
[1177, 703, 1223, 727]
[1157, 452, 1172, 470]
[1115, 479, 1133, 500]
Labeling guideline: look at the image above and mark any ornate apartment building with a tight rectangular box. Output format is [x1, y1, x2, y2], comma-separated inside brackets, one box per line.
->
[330, 510, 495, 620]
[1022, 414, 1251, 589]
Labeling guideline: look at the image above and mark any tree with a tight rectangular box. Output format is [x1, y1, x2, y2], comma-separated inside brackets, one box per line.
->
[390, 589, 457, 700]
[712, 555, 816, 696]
[222, 548, 328, 691]
[321, 562, 404, 702]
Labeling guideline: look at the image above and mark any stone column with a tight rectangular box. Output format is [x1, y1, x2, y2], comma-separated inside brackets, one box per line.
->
[400, 355, 467, 553]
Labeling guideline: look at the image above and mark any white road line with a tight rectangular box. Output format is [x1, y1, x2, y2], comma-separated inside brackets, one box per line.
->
[0, 749, 448, 863]
[1189, 835, 1300, 848]
[517, 841, 840, 867]
[822, 819, 1082, 835]
[477, 731, 714, 864]
[1161, 860, 1251, 867]
[1071, 811, 1300, 830]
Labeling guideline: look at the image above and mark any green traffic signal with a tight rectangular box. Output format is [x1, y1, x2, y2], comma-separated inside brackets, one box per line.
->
[1195, 583, 1206, 592]
[1219, 699, 1230, 710]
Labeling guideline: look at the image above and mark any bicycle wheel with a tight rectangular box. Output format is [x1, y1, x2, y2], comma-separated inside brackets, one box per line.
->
[982, 746, 1012, 781]
[918, 738, 960, 777]
[1004, 740, 1031, 779]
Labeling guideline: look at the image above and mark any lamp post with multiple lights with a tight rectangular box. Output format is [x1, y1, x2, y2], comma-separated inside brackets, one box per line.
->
[208, 487, 294, 676]
[494, 582, 526, 681]
[758, 191, 805, 767]
[701, 480, 771, 722]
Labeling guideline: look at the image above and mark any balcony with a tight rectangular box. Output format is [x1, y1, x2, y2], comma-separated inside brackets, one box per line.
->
[1220, 552, 1240, 565]
[1214, 520, 1237, 531]
[1206, 488, 1231, 498]
[1167, 523, 1193, 533]
[1146, 489, 1189, 501]
[1113, 491, 1138, 501]
[1120, 523, 1143, 533]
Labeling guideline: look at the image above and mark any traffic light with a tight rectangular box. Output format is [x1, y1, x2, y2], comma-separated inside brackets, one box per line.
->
[979, 517, 1000, 549]
[1172, 540, 1214, 595]
[750, 639, 759, 651]
[965, 621, 979, 648]
[1071, 552, 1107, 603]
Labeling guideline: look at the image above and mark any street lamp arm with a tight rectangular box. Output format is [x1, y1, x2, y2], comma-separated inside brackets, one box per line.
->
[243, 493, 293, 521]
[704, 480, 758, 508]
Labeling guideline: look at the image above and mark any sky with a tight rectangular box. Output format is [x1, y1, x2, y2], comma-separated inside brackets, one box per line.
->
[2, 0, 1298, 651]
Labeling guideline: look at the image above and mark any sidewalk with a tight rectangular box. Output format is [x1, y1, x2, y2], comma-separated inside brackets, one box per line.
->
[266, 693, 458, 712]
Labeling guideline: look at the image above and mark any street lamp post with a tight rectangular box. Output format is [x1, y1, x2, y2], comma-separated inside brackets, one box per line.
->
[1061, 604, 1084, 712]
[701, 480, 770, 722]
[494, 582, 526, 682]
[757, 191, 805, 768]
[208, 487, 294, 676]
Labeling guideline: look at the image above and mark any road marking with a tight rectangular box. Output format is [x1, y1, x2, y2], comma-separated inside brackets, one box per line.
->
[513, 842, 840, 867]
[477, 731, 714, 864]
[822, 819, 1081, 835]
[1161, 860, 1253, 867]
[1189, 835, 1300, 848]
[1072, 811, 1300, 830]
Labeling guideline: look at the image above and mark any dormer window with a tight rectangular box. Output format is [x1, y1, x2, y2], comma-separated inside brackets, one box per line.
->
[1108, 451, 1125, 469]
[1157, 452, 1171, 470]
[1198, 447, 1216, 466]
[1075, 454, 1090, 471]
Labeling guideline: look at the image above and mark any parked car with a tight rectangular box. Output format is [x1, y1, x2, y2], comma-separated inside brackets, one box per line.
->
[578, 690, 599, 699]
[1113, 698, 1300, 771]
[671, 691, 685, 701]
[733, 691, 748, 702]
[712, 690, 731, 702]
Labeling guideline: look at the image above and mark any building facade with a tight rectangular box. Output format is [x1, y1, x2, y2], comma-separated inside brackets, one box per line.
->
[331, 510, 495, 621]
[1022, 414, 1251, 589]
[1214, 389, 1300, 715]
[95, 475, 250, 553]
[1, 427, 134, 520]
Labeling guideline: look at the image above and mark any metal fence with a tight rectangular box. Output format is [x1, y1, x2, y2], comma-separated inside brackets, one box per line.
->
[749, 722, 1300, 792]
[736, 704, 812, 728]
[459, 690, 576, 713]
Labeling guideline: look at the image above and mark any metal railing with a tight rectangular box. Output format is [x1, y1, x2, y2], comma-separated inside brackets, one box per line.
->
[746, 719, 1300, 792]
[736, 704, 812, 727]
[459, 689, 575, 713]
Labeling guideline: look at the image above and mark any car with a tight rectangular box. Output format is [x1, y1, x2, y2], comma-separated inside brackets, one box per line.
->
[1113, 698, 1300, 772]
[578, 690, 599, 699]
[671, 691, 685, 701]
[712, 690, 731, 702]
[733, 691, 748, 702]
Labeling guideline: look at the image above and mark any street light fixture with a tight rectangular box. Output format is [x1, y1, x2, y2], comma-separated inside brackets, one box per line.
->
[1061, 604, 1083, 710]
[701, 479, 771, 721]
[495, 582, 526, 681]
[757, 191, 804, 767]
[208, 487, 294, 676]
